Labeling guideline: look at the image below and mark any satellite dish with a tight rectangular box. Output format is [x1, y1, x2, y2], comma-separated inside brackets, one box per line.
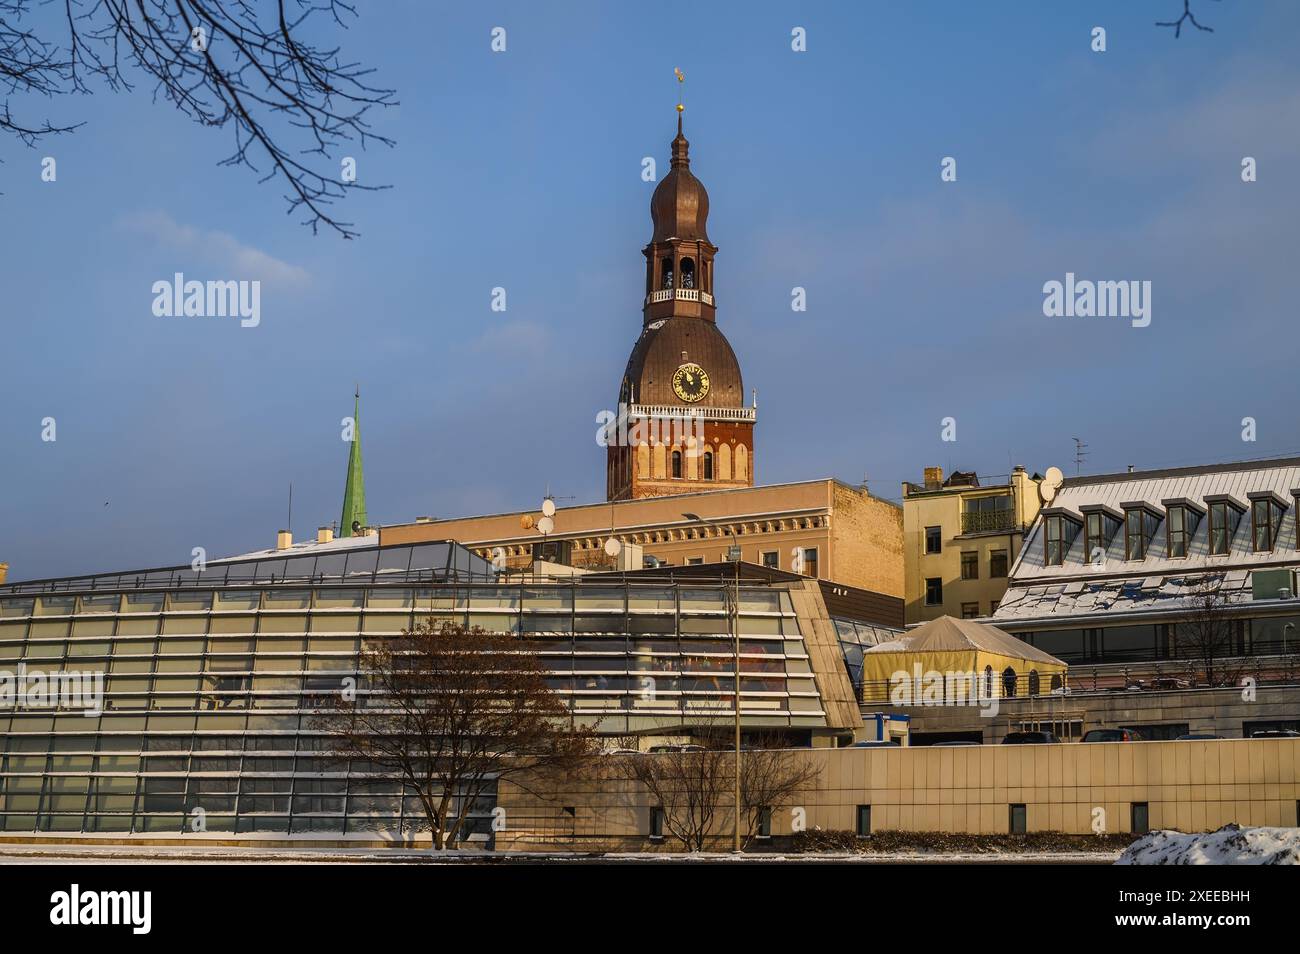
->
[1040, 466, 1064, 504]
[541, 497, 556, 518]
[537, 516, 554, 536]
[604, 537, 622, 557]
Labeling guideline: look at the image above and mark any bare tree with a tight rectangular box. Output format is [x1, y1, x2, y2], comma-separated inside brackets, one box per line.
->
[1176, 574, 1245, 689]
[615, 735, 733, 852]
[311, 619, 598, 850]
[0, 0, 394, 236]
[738, 738, 822, 850]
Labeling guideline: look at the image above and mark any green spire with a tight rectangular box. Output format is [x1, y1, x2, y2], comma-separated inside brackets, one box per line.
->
[340, 388, 368, 537]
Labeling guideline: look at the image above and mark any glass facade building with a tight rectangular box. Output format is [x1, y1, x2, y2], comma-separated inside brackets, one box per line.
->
[0, 539, 848, 839]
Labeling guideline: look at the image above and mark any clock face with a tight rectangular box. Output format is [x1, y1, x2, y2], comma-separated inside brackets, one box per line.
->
[672, 363, 710, 403]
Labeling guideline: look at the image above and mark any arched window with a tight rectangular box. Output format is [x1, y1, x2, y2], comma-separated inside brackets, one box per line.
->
[671, 450, 682, 479]
[661, 257, 674, 290]
[1050, 673, 1063, 692]
[703, 451, 714, 480]
[1028, 670, 1041, 697]
[984, 666, 994, 697]
[680, 257, 695, 289]
[1002, 667, 1018, 698]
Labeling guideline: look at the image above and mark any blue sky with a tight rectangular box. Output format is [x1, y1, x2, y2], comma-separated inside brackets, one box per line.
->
[3, 1, 1299, 581]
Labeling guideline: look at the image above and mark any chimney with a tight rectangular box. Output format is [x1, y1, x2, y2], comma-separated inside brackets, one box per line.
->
[276, 530, 292, 551]
[923, 466, 944, 490]
[0, 563, 8, 585]
[317, 526, 334, 544]
[415, 516, 434, 524]
[1127, 465, 1135, 474]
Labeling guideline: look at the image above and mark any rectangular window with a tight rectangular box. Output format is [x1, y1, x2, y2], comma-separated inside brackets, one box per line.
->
[1045, 516, 1066, 566]
[1252, 499, 1277, 552]
[649, 806, 664, 839]
[960, 552, 978, 580]
[1131, 802, 1149, 835]
[1125, 509, 1146, 561]
[1009, 803, 1027, 834]
[924, 527, 942, 554]
[924, 578, 943, 606]
[989, 550, 1008, 578]
[1084, 512, 1105, 564]
[687, 557, 704, 566]
[856, 804, 871, 836]
[757, 806, 772, 839]
[802, 548, 819, 579]
[1209, 501, 1235, 555]
[761, 551, 778, 569]
[961, 602, 980, 620]
[1167, 506, 1188, 558]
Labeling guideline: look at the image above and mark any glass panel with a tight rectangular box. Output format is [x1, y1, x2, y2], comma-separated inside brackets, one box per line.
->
[79, 594, 121, 615]
[214, 590, 260, 611]
[262, 591, 310, 611]
[35, 596, 77, 616]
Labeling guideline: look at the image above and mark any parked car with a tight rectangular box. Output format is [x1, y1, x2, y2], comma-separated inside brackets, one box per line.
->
[932, 741, 981, 747]
[847, 740, 899, 748]
[1174, 734, 1224, 741]
[1001, 731, 1060, 744]
[1250, 729, 1300, 739]
[1080, 728, 1144, 743]
[647, 744, 706, 753]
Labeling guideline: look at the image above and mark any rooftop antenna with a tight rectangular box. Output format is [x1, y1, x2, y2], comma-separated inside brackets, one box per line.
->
[1072, 437, 1089, 476]
[287, 482, 293, 536]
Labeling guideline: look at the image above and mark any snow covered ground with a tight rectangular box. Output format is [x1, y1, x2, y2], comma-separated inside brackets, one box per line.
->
[0, 845, 1118, 865]
[1118, 824, 1300, 865]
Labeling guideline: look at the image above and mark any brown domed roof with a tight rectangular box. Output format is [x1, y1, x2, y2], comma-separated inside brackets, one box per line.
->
[650, 119, 710, 243]
[620, 317, 742, 407]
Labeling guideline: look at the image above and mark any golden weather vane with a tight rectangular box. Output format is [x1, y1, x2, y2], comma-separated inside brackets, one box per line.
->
[674, 67, 685, 114]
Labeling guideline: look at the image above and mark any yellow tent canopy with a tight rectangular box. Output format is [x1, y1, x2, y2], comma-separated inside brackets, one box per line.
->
[859, 615, 1067, 705]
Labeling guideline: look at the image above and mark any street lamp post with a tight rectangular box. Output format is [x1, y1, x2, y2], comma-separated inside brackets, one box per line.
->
[683, 512, 742, 852]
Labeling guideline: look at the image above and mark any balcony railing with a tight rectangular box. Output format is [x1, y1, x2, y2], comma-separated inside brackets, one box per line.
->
[627, 404, 756, 422]
[645, 289, 713, 306]
[961, 509, 1019, 534]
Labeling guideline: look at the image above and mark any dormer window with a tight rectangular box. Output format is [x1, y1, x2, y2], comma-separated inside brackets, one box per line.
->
[1205, 494, 1246, 555]
[1121, 503, 1161, 561]
[1247, 491, 1289, 553]
[1161, 498, 1205, 559]
[1080, 505, 1122, 566]
[1041, 510, 1082, 566]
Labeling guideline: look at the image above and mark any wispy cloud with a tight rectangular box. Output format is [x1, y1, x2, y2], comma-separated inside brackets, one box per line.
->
[118, 210, 310, 286]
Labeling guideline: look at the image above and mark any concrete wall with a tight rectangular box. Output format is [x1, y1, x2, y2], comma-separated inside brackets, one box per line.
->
[496, 738, 1300, 850]
[896, 685, 1300, 743]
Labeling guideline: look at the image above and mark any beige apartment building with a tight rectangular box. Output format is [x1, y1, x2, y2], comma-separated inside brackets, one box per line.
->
[902, 467, 1042, 624]
[382, 478, 904, 597]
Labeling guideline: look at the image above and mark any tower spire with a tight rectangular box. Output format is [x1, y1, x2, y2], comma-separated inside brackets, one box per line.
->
[340, 388, 367, 537]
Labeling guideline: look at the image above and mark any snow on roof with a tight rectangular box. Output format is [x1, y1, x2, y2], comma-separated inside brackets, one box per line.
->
[1011, 458, 1300, 583]
[211, 533, 377, 563]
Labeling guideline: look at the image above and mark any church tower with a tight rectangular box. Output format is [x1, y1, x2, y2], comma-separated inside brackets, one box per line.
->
[606, 107, 756, 501]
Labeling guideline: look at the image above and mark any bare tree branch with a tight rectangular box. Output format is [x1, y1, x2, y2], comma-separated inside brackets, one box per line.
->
[0, 0, 395, 236]
[1157, 0, 1221, 39]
